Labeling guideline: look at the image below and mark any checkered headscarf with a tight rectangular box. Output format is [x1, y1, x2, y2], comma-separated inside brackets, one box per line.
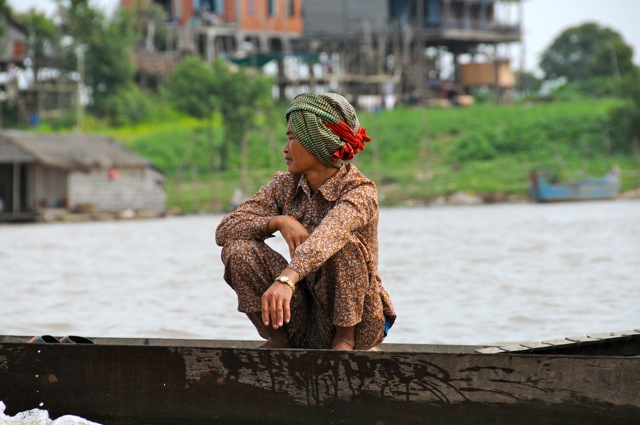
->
[285, 93, 370, 168]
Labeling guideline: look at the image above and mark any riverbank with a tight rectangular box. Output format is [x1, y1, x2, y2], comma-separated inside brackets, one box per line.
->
[4, 188, 634, 225]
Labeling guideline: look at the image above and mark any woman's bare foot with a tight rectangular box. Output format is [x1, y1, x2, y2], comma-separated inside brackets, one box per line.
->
[331, 337, 354, 350]
[257, 326, 290, 349]
[258, 338, 291, 349]
[332, 325, 355, 350]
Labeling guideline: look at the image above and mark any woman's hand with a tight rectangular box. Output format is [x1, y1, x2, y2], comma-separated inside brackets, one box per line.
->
[262, 281, 293, 329]
[268, 215, 310, 258]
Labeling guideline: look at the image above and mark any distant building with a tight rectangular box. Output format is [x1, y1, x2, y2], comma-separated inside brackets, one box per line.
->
[0, 131, 166, 222]
[122, 0, 304, 83]
[299, 0, 522, 102]
[0, 12, 28, 65]
[121, 0, 522, 103]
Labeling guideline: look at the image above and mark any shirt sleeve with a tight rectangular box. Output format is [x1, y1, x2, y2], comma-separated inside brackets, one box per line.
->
[288, 180, 378, 279]
[215, 173, 289, 246]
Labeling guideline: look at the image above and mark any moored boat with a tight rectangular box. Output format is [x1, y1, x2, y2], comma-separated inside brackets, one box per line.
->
[1, 331, 639, 424]
[528, 167, 620, 202]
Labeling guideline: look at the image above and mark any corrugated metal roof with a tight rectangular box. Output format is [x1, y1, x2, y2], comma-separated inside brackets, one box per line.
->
[0, 130, 152, 170]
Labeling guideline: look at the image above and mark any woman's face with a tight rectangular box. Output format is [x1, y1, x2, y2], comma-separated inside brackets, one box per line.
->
[283, 121, 324, 175]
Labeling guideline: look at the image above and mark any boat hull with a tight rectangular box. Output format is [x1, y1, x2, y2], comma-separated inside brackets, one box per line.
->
[529, 171, 620, 202]
[1, 336, 639, 424]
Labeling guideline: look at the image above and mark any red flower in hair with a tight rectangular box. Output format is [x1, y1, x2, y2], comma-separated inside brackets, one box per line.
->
[326, 120, 371, 162]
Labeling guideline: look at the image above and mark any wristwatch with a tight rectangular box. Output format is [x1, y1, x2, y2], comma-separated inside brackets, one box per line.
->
[275, 275, 296, 292]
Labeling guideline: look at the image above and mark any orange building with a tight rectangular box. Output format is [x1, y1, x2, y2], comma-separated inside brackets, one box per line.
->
[236, 0, 303, 34]
[122, 0, 303, 54]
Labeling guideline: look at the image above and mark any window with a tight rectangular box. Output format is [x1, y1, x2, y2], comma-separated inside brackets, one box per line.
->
[287, 0, 295, 16]
[267, 0, 277, 16]
[248, 0, 256, 15]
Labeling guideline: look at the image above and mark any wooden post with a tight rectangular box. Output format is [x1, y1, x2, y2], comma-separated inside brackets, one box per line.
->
[12, 162, 20, 213]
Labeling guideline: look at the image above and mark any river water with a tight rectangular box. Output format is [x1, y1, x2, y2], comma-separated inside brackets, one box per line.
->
[1, 200, 638, 347]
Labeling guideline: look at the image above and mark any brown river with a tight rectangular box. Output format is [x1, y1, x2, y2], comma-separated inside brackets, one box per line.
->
[2, 199, 638, 347]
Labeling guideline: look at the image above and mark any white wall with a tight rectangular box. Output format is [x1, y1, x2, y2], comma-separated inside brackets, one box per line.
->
[68, 167, 166, 213]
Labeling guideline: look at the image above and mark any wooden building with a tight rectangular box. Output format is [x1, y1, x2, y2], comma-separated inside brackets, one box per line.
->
[0, 13, 28, 65]
[298, 0, 522, 102]
[0, 131, 166, 222]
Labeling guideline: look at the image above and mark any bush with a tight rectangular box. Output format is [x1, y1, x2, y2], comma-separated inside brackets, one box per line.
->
[446, 100, 615, 163]
[98, 84, 165, 127]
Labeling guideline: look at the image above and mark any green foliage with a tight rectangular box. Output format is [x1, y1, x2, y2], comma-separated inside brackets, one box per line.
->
[128, 1, 171, 51]
[447, 101, 614, 163]
[210, 60, 273, 121]
[208, 59, 273, 170]
[515, 71, 543, 97]
[166, 56, 218, 120]
[449, 132, 498, 162]
[57, 1, 136, 117]
[0, 0, 9, 39]
[589, 38, 636, 78]
[99, 83, 168, 127]
[608, 73, 640, 153]
[85, 10, 137, 113]
[540, 22, 635, 82]
[40, 111, 79, 131]
[164, 57, 273, 175]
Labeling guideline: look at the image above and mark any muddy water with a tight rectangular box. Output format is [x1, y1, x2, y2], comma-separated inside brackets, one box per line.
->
[1, 200, 638, 346]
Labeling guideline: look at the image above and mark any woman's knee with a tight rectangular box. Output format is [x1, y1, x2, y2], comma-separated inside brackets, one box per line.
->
[221, 240, 288, 273]
[221, 240, 260, 265]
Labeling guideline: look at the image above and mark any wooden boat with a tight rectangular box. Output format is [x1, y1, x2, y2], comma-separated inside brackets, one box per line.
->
[528, 168, 620, 202]
[1, 331, 639, 425]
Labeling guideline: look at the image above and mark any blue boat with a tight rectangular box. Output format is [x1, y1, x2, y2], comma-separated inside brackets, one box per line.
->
[529, 167, 620, 202]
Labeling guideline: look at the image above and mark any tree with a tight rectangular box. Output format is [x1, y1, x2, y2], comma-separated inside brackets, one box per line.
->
[55, 0, 136, 118]
[0, 0, 9, 39]
[209, 59, 272, 184]
[165, 55, 218, 180]
[127, 0, 171, 52]
[589, 38, 636, 80]
[164, 57, 272, 187]
[165, 56, 217, 120]
[609, 71, 640, 155]
[515, 71, 542, 97]
[540, 22, 636, 82]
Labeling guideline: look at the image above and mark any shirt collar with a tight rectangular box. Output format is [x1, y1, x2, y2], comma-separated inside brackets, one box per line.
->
[294, 165, 349, 201]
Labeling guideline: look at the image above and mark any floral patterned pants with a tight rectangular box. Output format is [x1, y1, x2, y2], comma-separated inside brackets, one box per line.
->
[221, 239, 388, 349]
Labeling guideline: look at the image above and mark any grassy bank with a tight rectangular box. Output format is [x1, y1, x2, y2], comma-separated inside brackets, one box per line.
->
[92, 98, 637, 213]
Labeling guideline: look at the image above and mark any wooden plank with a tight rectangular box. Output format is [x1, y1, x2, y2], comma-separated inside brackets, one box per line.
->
[2, 339, 639, 424]
[520, 341, 554, 350]
[565, 335, 602, 344]
[540, 338, 578, 348]
[496, 344, 532, 353]
[475, 346, 506, 354]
